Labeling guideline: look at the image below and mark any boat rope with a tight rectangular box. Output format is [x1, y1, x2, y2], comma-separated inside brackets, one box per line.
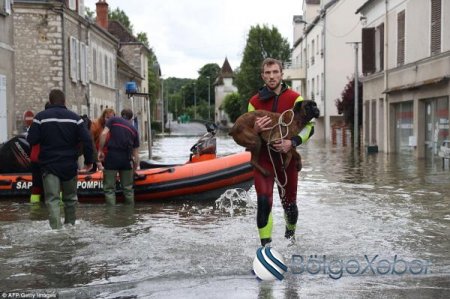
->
[266, 109, 295, 199]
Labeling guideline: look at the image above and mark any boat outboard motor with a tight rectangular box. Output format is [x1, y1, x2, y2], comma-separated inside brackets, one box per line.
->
[0, 134, 31, 173]
[189, 123, 217, 162]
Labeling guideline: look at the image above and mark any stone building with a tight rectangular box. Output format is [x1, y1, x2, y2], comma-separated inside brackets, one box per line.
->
[13, 0, 97, 132]
[106, 21, 151, 143]
[0, 0, 15, 142]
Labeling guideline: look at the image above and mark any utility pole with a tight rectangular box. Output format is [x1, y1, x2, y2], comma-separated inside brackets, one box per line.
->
[347, 42, 361, 149]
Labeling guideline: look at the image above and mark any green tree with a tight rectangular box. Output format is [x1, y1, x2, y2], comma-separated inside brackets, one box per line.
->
[109, 8, 134, 33]
[222, 92, 243, 122]
[235, 24, 291, 113]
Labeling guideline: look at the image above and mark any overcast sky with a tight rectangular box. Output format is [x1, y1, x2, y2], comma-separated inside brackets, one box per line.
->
[85, 0, 302, 79]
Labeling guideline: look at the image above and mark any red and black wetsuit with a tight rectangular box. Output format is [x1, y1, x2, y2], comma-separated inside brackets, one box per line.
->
[248, 82, 315, 246]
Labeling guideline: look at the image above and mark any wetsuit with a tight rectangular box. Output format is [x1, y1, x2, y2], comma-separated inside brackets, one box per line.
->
[248, 82, 315, 246]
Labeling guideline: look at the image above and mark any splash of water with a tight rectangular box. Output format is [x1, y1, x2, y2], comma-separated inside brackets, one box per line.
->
[215, 188, 254, 216]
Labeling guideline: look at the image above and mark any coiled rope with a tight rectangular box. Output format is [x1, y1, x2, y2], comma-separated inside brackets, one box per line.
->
[266, 109, 295, 199]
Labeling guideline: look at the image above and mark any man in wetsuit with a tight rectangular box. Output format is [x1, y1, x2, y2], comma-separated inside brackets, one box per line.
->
[248, 58, 315, 247]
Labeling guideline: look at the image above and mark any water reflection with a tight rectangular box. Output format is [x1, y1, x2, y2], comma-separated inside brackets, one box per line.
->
[0, 136, 449, 297]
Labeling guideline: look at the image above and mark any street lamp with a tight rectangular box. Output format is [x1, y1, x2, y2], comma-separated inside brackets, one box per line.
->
[207, 76, 211, 121]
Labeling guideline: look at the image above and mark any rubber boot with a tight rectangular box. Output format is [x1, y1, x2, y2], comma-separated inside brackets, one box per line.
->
[47, 200, 62, 229]
[64, 205, 76, 225]
[30, 194, 41, 204]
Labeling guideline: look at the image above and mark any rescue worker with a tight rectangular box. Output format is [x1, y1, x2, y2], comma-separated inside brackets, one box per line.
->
[248, 58, 315, 247]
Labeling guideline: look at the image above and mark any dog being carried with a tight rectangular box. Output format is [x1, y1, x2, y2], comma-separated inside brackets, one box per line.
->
[229, 99, 320, 176]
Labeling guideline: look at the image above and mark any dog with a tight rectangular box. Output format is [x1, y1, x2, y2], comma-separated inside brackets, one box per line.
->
[229, 100, 320, 176]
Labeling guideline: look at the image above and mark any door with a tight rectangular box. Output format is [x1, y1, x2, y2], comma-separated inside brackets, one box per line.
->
[424, 97, 449, 160]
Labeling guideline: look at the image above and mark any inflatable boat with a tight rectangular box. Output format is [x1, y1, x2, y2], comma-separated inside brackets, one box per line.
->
[0, 124, 254, 202]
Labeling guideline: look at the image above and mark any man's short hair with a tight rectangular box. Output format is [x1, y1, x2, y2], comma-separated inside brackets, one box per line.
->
[121, 108, 133, 120]
[260, 58, 283, 73]
[49, 89, 66, 105]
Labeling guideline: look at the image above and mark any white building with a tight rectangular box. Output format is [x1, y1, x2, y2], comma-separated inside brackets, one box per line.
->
[357, 0, 450, 159]
[286, 0, 365, 141]
[214, 58, 237, 127]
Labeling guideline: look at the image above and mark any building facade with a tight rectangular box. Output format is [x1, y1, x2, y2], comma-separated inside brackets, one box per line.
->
[286, 0, 364, 141]
[357, 0, 450, 159]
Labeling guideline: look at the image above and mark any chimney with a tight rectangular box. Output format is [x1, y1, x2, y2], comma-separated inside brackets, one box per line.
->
[95, 0, 109, 29]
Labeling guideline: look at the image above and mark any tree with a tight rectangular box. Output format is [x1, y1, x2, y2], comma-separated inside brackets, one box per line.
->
[222, 92, 243, 122]
[235, 24, 291, 114]
[109, 8, 134, 33]
[335, 76, 363, 127]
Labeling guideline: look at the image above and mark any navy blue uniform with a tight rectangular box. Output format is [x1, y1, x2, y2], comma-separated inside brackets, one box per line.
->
[104, 116, 140, 170]
[27, 104, 94, 180]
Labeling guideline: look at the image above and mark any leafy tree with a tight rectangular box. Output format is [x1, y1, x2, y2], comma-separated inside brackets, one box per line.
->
[222, 92, 243, 122]
[235, 24, 291, 114]
[109, 8, 134, 33]
[137, 32, 149, 47]
[335, 76, 363, 127]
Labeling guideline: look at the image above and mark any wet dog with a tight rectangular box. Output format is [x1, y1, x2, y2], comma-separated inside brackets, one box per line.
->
[229, 100, 320, 176]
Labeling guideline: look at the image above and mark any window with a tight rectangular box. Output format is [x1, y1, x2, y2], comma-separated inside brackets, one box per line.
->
[68, 0, 76, 11]
[430, 0, 441, 55]
[69, 36, 79, 82]
[78, 0, 85, 17]
[397, 10, 405, 66]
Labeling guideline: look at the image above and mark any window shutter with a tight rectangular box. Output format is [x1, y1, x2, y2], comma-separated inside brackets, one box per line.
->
[397, 10, 405, 66]
[378, 23, 384, 71]
[70, 37, 77, 82]
[362, 27, 375, 74]
[68, 0, 76, 11]
[80, 42, 87, 85]
[430, 0, 441, 55]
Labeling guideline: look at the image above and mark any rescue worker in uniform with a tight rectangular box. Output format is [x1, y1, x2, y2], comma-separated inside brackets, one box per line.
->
[248, 58, 315, 247]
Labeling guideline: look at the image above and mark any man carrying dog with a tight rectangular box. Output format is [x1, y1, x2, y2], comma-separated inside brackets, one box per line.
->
[249, 58, 315, 247]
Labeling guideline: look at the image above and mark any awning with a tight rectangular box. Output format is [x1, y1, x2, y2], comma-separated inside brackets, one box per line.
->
[383, 76, 449, 94]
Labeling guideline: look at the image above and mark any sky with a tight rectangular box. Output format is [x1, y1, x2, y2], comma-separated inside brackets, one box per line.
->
[85, 0, 302, 79]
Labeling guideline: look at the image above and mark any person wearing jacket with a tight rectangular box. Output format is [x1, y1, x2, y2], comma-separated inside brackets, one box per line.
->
[248, 58, 315, 247]
[29, 102, 50, 204]
[98, 108, 140, 205]
[27, 89, 93, 229]
[90, 108, 115, 171]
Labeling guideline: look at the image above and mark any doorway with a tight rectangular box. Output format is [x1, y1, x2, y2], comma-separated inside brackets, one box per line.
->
[424, 97, 449, 160]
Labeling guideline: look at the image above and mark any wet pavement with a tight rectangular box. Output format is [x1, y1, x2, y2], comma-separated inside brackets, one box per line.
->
[0, 132, 449, 298]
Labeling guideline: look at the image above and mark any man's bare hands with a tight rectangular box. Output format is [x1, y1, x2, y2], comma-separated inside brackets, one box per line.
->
[272, 139, 293, 153]
[254, 116, 272, 133]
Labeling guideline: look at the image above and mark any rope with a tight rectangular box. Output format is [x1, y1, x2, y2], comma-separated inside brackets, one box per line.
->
[265, 109, 295, 199]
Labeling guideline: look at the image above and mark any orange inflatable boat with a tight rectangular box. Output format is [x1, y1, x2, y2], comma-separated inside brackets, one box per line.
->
[0, 124, 254, 202]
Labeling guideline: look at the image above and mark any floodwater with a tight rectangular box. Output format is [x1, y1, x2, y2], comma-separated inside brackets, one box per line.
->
[0, 133, 449, 298]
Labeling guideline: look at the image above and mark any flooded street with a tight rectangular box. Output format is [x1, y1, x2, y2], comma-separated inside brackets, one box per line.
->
[1, 133, 449, 298]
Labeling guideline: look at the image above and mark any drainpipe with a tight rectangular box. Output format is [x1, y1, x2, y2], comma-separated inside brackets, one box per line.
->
[52, 4, 66, 95]
[322, 12, 327, 141]
[383, 0, 389, 153]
